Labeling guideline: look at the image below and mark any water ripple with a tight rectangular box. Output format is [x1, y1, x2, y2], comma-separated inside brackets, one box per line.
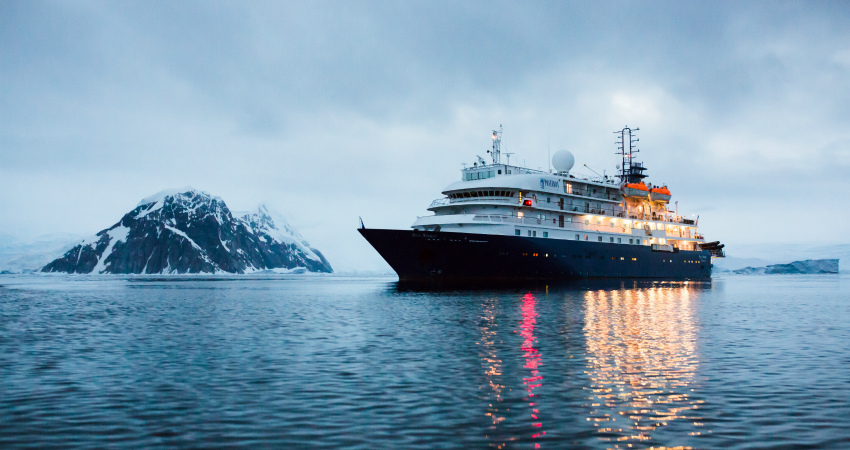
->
[0, 274, 848, 448]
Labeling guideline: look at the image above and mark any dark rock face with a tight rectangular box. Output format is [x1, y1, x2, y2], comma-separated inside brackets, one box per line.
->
[42, 189, 333, 274]
[732, 259, 839, 275]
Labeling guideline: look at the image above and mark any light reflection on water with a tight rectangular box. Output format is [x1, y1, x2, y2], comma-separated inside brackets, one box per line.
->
[478, 295, 506, 448]
[1, 275, 849, 448]
[583, 285, 704, 448]
[520, 292, 545, 448]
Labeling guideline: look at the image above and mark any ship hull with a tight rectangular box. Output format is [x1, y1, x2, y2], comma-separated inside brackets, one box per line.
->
[359, 228, 711, 282]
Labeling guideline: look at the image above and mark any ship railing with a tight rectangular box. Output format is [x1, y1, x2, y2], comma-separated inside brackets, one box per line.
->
[470, 214, 708, 239]
[429, 196, 515, 208]
[428, 198, 451, 208]
[472, 214, 639, 234]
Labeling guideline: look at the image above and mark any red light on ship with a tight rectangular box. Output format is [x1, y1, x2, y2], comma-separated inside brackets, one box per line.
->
[523, 199, 532, 206]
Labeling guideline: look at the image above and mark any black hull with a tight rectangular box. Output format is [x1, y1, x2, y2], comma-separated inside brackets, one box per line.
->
[359, 228, 711, 282]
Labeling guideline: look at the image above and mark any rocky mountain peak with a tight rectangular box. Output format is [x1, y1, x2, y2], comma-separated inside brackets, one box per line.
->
[42, 189, 332, 274]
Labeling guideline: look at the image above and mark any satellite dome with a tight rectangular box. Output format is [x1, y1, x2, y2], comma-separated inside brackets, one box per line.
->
[552, 150, 575, 173]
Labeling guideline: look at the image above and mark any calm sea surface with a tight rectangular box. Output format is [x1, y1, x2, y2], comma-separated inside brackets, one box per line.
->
[1, 274, 848, 449]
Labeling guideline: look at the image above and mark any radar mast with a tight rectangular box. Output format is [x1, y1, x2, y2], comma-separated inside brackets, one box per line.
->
[614, 126, 647, 184]
[488, 124, 503, 164]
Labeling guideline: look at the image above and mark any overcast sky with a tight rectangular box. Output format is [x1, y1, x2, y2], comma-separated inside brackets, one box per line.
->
[2, 1, 849, 271]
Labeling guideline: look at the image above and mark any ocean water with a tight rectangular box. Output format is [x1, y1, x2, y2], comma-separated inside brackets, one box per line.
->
[0, 274, 848, 449]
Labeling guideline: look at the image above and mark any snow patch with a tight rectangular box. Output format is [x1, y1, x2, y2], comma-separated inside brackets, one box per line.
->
[164, 225, 203, 251]
[238, 204, 322, 262]
[91, 226, 130, 274]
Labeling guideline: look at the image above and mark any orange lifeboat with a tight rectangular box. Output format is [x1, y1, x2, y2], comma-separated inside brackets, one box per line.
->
[649, 186, 672, 203]
[621, 182, 649, 199]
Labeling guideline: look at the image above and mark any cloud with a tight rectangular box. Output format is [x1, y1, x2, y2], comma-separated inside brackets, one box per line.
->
[2, 1, 850, 269]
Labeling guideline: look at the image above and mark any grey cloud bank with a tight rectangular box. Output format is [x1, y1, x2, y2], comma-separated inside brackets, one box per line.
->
[2, 1, 849, 271]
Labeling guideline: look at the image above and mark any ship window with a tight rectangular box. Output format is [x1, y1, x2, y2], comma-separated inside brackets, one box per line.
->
[610, 237, 614, 243]
[498, 170, 502, 174]
[489, 171, 494, 177]
[463, 192, 470, 198]
[584, 235, 589, 241]
[515, 229, 520, 236]
[547, 197, 551, 203]
[618, 238, 622, 243]
[543, 232, 548, 238]
[598, 236, 602, 242]
[528, 230, 532, 236]
[533, 231, 537, 237]
[564, 183, 572, 194]
[507, 170, 512, 174]
[576, 234, 580, 240]
[644, 240, 648, 245]
[629, 238, 633, 244]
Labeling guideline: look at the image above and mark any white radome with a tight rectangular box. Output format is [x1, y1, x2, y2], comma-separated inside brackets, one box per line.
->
[552, 150, 575, 173]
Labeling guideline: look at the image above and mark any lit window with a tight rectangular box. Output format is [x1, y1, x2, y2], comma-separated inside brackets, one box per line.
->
[584, 235, 589, 241]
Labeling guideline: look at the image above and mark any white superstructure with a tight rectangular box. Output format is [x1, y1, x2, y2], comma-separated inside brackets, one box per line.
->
[412, 126, 708, 253]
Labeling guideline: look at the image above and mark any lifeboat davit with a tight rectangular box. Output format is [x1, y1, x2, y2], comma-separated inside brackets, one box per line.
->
[649, 186, 672, 203]
[621, 182, 649, 199]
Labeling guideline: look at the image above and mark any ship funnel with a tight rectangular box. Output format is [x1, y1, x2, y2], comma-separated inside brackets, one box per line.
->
[552, 150, 575, 174]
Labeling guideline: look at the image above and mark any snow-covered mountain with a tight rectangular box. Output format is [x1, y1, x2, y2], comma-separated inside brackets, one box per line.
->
[42, 188, 333, 274]
[0, 232, 85, 273]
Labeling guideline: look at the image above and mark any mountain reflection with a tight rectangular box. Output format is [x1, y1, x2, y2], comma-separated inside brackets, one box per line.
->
[583, 285, 704, 447]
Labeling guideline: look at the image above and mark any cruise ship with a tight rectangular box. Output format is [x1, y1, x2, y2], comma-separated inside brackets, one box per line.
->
[359, 126, 724, 282]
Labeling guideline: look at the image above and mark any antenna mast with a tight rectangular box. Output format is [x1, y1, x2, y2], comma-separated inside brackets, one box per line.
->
[488, 124, 503, 164]
[614, 125, 646, 184]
